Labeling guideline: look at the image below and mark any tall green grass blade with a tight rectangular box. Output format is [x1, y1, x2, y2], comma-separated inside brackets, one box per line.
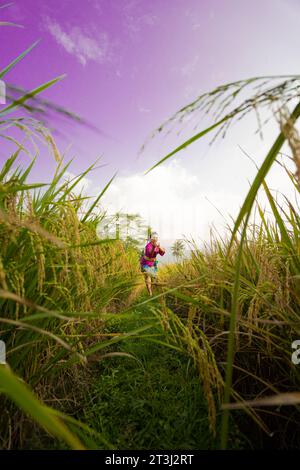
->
[262, 180, 299, 269]
[220, 217, 249, 449]
[0, 75, 65, 117]
[0, 41, 40, 79]
[84, 322, 158, 356]
[228, 101, 300, 252]
[0, 21, 23, 27]
[81, 172, 117, 223]
[220, 100, 300, 449]
[145, 115, 229, 174]
[0, 364, 85, 449]
[0, 149, 21, 181]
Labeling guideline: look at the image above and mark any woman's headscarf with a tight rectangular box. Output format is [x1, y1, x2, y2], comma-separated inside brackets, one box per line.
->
[150, 232, 158, 241]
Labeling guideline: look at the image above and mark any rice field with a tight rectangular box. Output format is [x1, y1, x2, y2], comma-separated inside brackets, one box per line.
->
[1, 30, 300, 450]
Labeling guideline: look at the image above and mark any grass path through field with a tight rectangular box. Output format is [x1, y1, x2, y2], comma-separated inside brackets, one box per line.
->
[80, 290, 221, 450]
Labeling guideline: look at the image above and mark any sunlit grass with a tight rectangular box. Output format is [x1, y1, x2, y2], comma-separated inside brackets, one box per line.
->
[159, 171, 300, 447]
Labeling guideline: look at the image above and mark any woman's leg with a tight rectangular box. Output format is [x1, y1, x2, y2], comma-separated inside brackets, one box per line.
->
[151, 267, 158, 292]
[144, 273, 152, 296]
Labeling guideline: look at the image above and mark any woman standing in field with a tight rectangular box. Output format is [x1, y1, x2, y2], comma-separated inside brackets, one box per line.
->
[140, 232, 165, 296]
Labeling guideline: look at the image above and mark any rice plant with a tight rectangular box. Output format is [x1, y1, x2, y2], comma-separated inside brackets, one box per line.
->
[156, 167, 300, 448]
[143, 73, 300, 448]
[2, 3, 300, 448]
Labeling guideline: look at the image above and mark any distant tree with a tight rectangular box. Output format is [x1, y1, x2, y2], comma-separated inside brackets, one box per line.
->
[124, 214, 148, 251]
[96, 211, 153, 255]
[171, 239, 185, 260]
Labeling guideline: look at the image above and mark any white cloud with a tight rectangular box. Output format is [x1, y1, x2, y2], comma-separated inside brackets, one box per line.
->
[96, 130, 299, 248]
[122, 1, 158, 38]
[44, 17, 109, 66]
[138, 105, 151, 113]
[99, 159, 243, 245]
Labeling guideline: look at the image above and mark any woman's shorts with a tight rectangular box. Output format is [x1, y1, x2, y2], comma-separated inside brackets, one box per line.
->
[141, 264, 158, 279]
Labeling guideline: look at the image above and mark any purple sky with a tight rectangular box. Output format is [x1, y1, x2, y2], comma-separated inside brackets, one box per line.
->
[2, 0, 222, 178]
[0, 0, 286, 173]
[1, 0, 300, 243]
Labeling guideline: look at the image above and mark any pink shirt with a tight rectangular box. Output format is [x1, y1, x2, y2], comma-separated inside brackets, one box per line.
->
[141, 242, 165, 267]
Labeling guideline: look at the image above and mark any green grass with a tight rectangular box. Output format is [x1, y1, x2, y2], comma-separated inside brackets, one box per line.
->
[1, 25, 300, 449]
[78, 306, 244, 450]
[146, 75, 300, 448]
